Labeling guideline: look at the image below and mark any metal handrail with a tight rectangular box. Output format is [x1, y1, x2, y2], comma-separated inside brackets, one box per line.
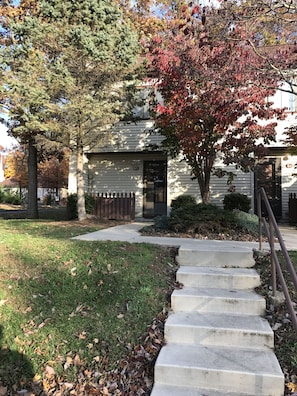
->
[258, 187, 297, 332]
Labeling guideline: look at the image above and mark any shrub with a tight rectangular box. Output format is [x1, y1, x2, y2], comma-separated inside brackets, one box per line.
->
[43, 194, 53, 206]
[3, 190, 22, 205]
[168, 202, 226, 233]
[153, 215, 169, 230]
[223, 193, 251, 213]
[232, 210, 259, 236]
[85, 194, 95, 214]
[67, 194, 78, 219]
[170, 194, 197, 211]
[67, 193, 95, 220]
[0, 187, 5, 203]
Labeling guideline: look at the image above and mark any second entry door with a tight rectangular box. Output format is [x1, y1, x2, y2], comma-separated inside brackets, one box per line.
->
[254, 158, 282, 219]
[143, 160, 167, 218]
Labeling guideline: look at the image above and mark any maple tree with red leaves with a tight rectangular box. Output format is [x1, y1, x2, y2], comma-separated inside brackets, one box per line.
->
[146, 2, 289, 203]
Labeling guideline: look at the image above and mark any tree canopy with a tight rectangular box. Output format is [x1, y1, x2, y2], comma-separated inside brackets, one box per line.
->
[0, 0, 140, 219]
[147, 2, 289, 203]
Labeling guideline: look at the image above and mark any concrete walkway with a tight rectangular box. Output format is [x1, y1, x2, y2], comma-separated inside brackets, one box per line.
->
[73, 222, 297, 251]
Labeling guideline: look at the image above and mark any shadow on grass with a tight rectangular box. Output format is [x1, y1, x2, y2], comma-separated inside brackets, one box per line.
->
[0, 324, 35, 392]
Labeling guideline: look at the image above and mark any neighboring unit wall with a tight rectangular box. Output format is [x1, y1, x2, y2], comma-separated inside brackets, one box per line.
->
[281, 154, 297, 219]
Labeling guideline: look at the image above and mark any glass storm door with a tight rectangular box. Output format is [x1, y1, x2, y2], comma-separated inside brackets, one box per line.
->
[254, 158, 282, 219]
[143, 160, 167, 218]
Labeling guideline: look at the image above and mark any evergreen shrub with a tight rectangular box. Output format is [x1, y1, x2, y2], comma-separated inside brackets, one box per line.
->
[2, 190, 22, 205]
[223, 193, 251, 213]
[168, 202, 226, 233]
[170, 194, 197, 211]
[67, 193, 95, 220]
[67, 194, 78, 219]
[0, 187, 4, 203]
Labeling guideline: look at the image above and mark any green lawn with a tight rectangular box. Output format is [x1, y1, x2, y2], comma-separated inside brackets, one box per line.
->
[0, 216, 296, 394]
[0, 219, 177, 392]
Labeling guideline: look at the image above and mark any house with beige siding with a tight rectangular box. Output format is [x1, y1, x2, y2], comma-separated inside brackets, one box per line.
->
[75, 83, 297, 221]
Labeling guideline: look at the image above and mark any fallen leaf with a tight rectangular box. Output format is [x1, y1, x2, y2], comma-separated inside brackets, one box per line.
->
[64, 356, 73, 370]
[38, 318, 51, 329]
[78, 331, 87, 340]
[287, 382, 297, 392]
[33, 373, 42, 382]
[0, 386, 7, 396]
[73, 353, 82, 366]
[44, 365, 55, 376]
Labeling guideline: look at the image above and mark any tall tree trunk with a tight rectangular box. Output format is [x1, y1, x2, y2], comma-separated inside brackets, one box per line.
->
[27, 136, 39, 219]
[76, 136, 86, 221]
[191, 155, 212, 204]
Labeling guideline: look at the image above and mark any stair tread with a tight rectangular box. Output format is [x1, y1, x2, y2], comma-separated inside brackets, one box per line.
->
[155, 343, 283, 376]
[166, 311, 273, 333]
[178, 266, 260, 277]
[173, 287, 264, 300]
[177, 247, 254, 268]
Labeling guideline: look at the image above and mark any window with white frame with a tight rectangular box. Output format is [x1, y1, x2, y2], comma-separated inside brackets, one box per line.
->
[272, 81, 296, 112]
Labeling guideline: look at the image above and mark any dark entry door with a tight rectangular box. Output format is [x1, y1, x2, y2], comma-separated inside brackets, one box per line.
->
[143, 160, 167, 218]
[254, 158, 282, 219]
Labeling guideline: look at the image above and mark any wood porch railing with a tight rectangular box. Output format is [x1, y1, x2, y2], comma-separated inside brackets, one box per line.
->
[94, 192, 135, 221]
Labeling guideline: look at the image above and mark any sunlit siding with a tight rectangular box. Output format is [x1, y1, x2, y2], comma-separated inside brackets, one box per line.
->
[167, 155, 253, 209]
[89, 120, 163, 153]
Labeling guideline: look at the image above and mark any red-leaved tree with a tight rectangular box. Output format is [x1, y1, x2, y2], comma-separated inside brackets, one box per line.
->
[147, 3, 288, 203]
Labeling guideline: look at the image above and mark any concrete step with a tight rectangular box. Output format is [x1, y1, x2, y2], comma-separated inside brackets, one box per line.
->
[153, 343, 284, 396]
[165, 311, 274, 348]
[177, 247, 254, 268]
[172, 287, 266, 315]
[177, 266, 261, 290]
[151, 384, 262, 396]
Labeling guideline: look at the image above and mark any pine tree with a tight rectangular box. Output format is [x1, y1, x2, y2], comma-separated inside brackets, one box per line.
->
[0, 0, 139, 220]
[37, 0, 139, 220]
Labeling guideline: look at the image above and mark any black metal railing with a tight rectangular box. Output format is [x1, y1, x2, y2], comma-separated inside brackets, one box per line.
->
[257, 187, 297, 332]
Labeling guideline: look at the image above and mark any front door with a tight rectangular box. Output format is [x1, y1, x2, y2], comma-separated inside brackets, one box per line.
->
[143, 160, 167, 218]
[254, 157, 282, 219]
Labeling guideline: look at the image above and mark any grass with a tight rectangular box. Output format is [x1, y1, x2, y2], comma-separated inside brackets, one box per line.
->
[0, 218, 177, 392]
[0, 206, 296, 394]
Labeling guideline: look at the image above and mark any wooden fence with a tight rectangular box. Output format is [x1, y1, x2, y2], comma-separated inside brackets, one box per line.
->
[94, 192, 135, 221]
[289, 193, 297, 224]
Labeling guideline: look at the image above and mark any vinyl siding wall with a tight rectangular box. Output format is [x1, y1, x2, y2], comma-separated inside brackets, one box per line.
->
[281, 155, 297, 219]
[87, 152, 254, 218]
[85, 113, 297, 219]
[89, 120, 163, 153]
[87, 153, 166, 217]
[167, 155, 253, 210]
